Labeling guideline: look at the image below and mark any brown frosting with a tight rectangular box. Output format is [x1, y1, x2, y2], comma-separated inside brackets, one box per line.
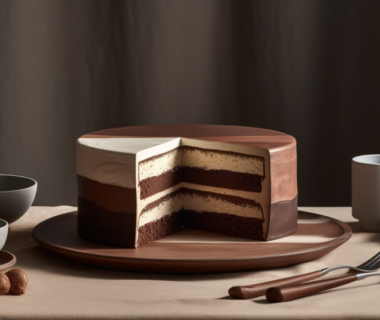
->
[77, 197, 137, 247]
[77, 175, 136, 213]
[267, 196, 298, 240]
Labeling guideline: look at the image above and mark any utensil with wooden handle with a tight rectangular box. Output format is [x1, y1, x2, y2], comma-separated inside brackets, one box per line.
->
[266, 271, 380, 302]
[228, 251, 380, 299]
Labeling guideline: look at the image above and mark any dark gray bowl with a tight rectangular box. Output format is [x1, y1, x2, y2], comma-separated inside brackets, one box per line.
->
[0, 174, 37, 224]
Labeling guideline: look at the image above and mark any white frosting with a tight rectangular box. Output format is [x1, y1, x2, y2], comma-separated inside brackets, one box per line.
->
[77, 144, 136, 188]
[78, 137, 177, 154]
[137, 138, 181, 162]
[77, 137, 179, 188]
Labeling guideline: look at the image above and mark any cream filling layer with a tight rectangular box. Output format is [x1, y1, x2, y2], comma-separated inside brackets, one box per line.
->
[139, 182, 265, 214]
[139, 184, 182, 214]
[138, 189, 263, 228]
[139, 148, 264, 181]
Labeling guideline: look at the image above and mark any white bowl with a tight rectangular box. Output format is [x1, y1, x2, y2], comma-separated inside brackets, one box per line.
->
[0, 219, 8, 250]
[0, 174, 37, 224]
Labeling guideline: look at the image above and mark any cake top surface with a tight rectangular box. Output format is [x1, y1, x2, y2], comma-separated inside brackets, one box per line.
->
[77, 137, 179, 154]
[80, 124, 296, 151]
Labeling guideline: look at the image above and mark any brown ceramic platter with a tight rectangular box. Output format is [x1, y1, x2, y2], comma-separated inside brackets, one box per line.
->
[32, 210, 351, 274]
[0, 251, 16, 271]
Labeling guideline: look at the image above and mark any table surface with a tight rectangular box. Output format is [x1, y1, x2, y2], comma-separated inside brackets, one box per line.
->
[1, 206, 379, 320]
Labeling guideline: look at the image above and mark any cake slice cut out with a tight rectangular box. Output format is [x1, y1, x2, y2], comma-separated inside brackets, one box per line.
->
[135, 137, 269, 246]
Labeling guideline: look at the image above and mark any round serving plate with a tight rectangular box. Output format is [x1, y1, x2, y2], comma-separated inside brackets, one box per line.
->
[32, 211, 351, 274]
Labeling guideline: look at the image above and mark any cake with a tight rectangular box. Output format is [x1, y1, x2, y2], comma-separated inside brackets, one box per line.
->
[76, 125, 298, 248]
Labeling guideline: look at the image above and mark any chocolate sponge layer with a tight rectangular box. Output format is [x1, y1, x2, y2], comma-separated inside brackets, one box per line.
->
[137, 212, 182, 247]
[182, 210, 264, 241]
[136, 209, 265, 247]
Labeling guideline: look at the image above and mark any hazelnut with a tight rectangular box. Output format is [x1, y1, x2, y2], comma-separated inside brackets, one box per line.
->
[6, 269, 28, 295]
[0, 273, 10, 295]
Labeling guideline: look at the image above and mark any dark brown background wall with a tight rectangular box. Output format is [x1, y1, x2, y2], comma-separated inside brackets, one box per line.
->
[1, 0, 380, 206]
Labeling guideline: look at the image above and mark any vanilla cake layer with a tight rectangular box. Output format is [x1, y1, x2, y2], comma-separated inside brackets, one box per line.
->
[139, 147, 264, 180]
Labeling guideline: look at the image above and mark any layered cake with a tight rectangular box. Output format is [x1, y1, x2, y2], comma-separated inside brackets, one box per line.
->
[76, 125, 298, 248]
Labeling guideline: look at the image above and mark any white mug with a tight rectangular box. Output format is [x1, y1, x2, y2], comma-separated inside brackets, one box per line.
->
[0, 219, 8, 250]
[352, 155, 380, 232]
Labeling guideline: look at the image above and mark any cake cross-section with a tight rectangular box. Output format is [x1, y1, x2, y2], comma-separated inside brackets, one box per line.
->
[76, 125, 298, 248]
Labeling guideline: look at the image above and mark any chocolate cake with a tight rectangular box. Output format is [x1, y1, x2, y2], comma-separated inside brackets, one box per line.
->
[76, 125, 298, 248]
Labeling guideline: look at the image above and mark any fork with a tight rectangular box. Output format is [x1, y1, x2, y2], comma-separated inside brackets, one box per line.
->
[228, 251, 380, 299]
[266, 270, 380, 302]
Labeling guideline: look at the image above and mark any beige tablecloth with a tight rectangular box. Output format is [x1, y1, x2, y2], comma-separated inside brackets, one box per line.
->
[1, 207, 379, 320]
